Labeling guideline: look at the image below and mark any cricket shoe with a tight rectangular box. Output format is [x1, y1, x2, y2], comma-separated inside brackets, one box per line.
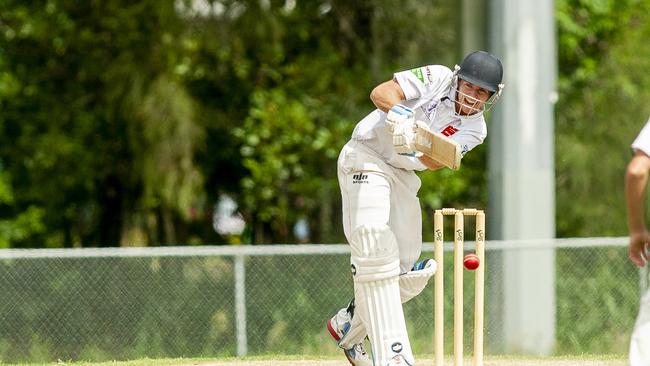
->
[326, 302, 373, 366]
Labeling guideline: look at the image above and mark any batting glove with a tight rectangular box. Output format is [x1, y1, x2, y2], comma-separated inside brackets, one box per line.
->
[387, 104, 418, 155]
[385, 104, 414, 134]
[395, 120, 430, 157]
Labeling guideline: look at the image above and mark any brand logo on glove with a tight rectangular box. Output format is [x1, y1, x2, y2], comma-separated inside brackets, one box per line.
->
[391, 342, 403, 353]
[351, 264, 357, 275]
[352, 173, 369, 184]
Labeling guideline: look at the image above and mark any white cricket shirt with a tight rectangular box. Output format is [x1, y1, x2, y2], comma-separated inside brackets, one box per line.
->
[351, 65, 488, 171]
[632, 116, 650, 156]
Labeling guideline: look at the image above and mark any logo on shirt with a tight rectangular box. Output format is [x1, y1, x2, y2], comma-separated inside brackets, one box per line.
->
[425, 66, 433, 83]
[352, 173, 369, 184]
[410, 68, 424, 83]
[441, 125, 459, 136]
[410, 67, 433, 85]
[422, 100, 440, 120]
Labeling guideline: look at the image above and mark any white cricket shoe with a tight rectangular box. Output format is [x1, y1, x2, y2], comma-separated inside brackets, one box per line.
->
[327, 308, 373, 366]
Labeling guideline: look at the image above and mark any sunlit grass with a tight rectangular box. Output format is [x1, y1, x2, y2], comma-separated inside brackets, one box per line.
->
[0, 354, 628, 366]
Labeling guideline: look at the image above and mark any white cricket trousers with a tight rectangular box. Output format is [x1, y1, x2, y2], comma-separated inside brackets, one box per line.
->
[630, 286, 650, 365]
[338, 140, 423, 273]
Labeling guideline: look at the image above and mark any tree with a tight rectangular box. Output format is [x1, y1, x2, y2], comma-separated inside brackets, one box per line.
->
[0, 165, 44, 247]
[0, 1, 204, 246]
[555, 0, 650, 236]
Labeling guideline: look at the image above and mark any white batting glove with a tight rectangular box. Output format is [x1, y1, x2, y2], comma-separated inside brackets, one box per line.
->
[386, 104, 418, 155]
[393, 126, 415, 155]
[395, 120, 430, 156]
[385, 104, 414, 134]
[388, 105, 417, 155]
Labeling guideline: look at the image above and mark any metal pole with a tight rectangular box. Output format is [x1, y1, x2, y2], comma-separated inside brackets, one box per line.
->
[488, 0, 557, 355]
[234, 254, 248, 356]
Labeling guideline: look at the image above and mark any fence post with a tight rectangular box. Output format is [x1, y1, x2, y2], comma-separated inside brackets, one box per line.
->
[234, 254, 248, 356]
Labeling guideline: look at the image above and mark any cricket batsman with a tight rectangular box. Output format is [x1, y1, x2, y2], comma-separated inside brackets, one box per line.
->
[326, 51, 504, 365]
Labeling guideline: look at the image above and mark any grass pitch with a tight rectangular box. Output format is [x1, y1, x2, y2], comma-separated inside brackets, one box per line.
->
[0, 354, 627, 366]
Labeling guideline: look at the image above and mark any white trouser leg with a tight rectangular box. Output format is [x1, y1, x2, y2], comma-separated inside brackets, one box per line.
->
[338, 141, 423, 272]
[630, 288, 650, 366]
[336, 141, 423, 364]
[350, 224, 414, 365]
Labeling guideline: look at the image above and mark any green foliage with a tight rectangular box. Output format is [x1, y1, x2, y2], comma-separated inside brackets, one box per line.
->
[556, 0, 640, 87]
[0, 249, 638, 362]
[180, 0, 459, 243]
[129, 75, 205, 242]
[0, 256, 236, 362]
[4, 0, 650, 245]
[556, 0, 650, 236]
[0, 1, 204, 246]
[0, 168, 45, 248]
[0, 0, 461, 246]
[233, 88, 338, 242]
[556, 247, 638, 354]
[0, 207, 45, 249]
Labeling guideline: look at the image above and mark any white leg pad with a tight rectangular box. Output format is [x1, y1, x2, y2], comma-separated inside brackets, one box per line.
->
[350, 224, 415, 365]
[339, 259, 436, 349]
[399, 259, 436, 302]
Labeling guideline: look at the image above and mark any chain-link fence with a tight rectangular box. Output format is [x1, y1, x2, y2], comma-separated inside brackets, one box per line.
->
[0, 239, 644, 363]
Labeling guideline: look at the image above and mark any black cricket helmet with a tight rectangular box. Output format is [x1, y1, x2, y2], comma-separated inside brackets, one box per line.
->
[453, 50, 505, 114]
[457, 51, 503, 93]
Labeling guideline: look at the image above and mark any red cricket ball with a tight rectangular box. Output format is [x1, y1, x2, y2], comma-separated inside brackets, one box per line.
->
[463, 253, 480, 270]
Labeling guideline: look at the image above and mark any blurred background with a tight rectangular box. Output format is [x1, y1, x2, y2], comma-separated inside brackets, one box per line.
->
[1, 0, 650, 247]
[2, 0, 650, 363]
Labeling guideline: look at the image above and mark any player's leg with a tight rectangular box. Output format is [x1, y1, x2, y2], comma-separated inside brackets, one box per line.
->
[389, 168, 424, 272]
[329, 142, 427, 364]
[338, 147, 415, 363]
[350, 223, 414, 365]
[338, 258, 436, 350]
[337, 165, 433, 351]
[326, 141, 382, 366]
[630, 289, 650, 365]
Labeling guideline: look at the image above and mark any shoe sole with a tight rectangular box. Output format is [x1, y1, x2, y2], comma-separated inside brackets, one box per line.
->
[326, 318, 342, 342]
[327, 319, 364, 366]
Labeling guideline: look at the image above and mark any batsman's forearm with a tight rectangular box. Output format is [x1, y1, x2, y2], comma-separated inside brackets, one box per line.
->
[626, 169, 649, 233]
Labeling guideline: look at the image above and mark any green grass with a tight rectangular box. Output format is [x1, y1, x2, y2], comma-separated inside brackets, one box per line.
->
[0, 354, 629, 366]
[0, 358, 211, 366]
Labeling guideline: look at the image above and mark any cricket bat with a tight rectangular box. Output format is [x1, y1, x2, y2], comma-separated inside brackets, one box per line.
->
[414, 123, 462, 170]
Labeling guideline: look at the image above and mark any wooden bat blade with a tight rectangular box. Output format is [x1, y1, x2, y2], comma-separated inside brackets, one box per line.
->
[414, 124, 462, 170]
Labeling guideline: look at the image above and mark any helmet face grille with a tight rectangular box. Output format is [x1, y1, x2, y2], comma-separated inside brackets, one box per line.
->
[458, 51, 503, 92]
[453, 83, 502, 115]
